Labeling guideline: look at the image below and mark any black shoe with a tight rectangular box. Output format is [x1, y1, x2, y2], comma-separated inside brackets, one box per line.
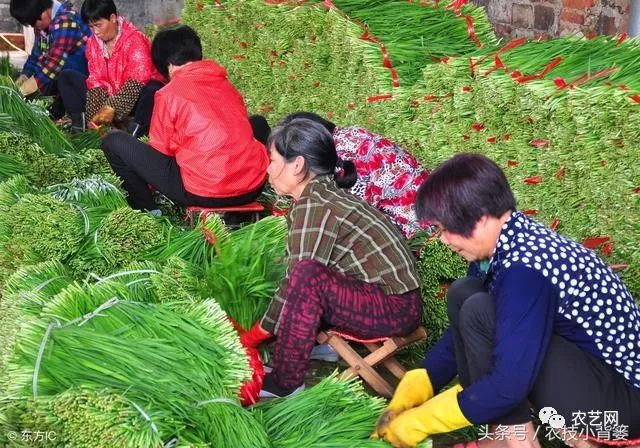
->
[69, 112, 86, 134]
[48, 97, 66, 121]
[258, 373, 305, 399]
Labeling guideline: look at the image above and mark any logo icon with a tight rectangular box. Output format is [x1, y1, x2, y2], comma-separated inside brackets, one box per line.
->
[539, 406, 565, 429]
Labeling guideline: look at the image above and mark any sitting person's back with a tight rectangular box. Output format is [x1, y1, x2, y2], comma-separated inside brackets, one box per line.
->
[100, 25, 268, 213]
[150, 59, 267, 199]
[278, 112, 428, 237]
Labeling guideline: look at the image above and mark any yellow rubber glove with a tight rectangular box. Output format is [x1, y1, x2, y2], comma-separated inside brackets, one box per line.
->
[91, 105, 116, 126]
[380, 385, 471, 448]
[374, 369, 434, 437]
[18, 77, 38, 96]
[15, 74, 28, 87]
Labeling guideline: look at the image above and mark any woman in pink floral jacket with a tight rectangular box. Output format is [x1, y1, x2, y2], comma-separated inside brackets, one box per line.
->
[279, 112, 429, 237]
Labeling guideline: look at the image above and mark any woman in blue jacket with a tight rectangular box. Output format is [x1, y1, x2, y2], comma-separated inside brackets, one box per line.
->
[374, 153, 640, 448]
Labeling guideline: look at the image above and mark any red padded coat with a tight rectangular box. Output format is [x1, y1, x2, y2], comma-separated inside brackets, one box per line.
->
[148, 60, 268, 198]
[85, 18, 163, 95]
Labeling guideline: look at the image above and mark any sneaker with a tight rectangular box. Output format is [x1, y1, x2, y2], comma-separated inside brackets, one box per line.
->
[309, 343, 339, 362]
[259, 374, 305, 399]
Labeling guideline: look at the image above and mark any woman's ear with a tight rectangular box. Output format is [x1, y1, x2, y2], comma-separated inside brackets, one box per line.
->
[293, 155, 306, 177]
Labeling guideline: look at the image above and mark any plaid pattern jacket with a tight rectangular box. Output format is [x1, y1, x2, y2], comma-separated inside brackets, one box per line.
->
[23, 1, 91, 89]
[261, 175, 420, 334]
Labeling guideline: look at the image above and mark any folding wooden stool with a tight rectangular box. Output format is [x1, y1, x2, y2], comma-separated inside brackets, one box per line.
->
[316, 326, 428, 398]
[185, 202, 265, 228]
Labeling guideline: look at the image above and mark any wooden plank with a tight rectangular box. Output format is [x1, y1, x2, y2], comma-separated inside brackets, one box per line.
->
[325, 334, 394, 397]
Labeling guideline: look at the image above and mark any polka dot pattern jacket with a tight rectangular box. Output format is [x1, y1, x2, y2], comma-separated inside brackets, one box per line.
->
[422, 211, 639, 424]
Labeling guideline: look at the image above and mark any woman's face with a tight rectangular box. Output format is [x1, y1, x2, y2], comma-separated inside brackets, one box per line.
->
[267, 146, 297, 196]
[33, 8, 52, 31]
[89, 14, 119, 43]
[436, 216, 495, 262]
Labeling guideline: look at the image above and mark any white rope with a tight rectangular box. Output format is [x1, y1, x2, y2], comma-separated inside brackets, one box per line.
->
[32, 296, 123, 398]
[94, 269, 159, 285]
[77, 297, 120, 326]
[70, 203, 90, 235]
[32, 276, 65, 293]
[163, 437, 179, 448]
[0, 34, 27, 54]
[128, 399, 159, 434]
[33, 319, 61, 399]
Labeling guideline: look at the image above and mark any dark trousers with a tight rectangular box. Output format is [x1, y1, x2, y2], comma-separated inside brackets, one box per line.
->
[101, 131, 264, 211]
[57, 69, 163, 129]
[272, 259, 422, 389]
[448, 277, 640, 437]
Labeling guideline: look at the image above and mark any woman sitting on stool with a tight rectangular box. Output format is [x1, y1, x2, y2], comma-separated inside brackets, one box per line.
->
[374, 153, 640, 448]
[100, 25, 268, 214]
[239, 118, 422, 398]
[58, 0, 164, 135]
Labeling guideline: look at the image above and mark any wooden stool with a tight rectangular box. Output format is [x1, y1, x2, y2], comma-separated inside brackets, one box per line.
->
[316, 326, 428, 398]
[185, 202, 265, 228]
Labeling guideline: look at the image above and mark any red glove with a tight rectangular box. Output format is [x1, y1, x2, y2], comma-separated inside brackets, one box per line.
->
[229, 318, 272, 406]
[240, 321, 272, 349]
[239, 346, 266, 405]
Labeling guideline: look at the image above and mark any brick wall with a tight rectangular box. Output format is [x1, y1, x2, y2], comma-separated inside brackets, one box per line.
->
[472, 0, 630, 39]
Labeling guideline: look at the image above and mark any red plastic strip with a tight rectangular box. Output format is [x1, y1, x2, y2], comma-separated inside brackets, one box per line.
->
[539, 57, 563, 77]
[582, 236, 611, 249]
[616, 33, 628, 45]
[367, 93, 393, 102]
[523, 176, 543, 184]
[464, 15, 483, 48]
[497, 37, 527, 54]
[445, 0, 469, 16]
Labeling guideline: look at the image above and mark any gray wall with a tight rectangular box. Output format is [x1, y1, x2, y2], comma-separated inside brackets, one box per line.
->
[0, 0, 184, 33]
[0, 0, 19, 33]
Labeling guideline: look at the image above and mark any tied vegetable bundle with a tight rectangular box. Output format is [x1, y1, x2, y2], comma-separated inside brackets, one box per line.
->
[3, 282, 271, 447]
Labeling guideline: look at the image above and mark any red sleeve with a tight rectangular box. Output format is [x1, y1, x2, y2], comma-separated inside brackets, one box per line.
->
[85, 38, 109, 90]
[123, 33, 156, 85]
[148, 90, 177, 156]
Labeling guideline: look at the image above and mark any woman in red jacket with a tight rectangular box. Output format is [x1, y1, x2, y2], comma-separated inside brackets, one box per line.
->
[57, 0, 164, 135]
[100, 25, 269, 215]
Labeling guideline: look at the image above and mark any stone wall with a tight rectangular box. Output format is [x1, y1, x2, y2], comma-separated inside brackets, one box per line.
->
[472, 0, 630, 38]
[0, 0, 184, 33]
[0, 0, 20, 33]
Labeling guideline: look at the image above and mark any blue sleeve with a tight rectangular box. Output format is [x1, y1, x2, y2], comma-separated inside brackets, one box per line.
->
[22, 36, 42, 77]
[458, 265, 556, 424]
[421, 328, 458, 393]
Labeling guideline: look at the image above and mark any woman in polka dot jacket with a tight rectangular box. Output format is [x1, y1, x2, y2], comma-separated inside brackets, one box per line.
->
[373, 153, 640, 448]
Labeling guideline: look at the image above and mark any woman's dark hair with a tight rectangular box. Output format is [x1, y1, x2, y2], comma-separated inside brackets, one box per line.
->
[10, 0, 52, 27]
[81, 0, 117, 23]
[268, 118, 356, 189]
[278, 111, 337, 134]
[151, 25, 203, 79]
[415, 153, 516, 237]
